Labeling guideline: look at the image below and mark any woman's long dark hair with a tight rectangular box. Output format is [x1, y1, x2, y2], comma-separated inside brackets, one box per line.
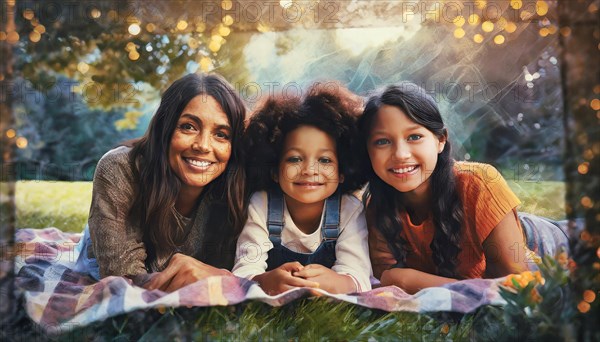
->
[129, 73, 247, 265]
[358, 83, 464, 278]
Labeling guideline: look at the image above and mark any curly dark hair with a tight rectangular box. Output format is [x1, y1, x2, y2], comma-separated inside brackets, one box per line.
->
[244, 82, 366, 195]
[358, 83, 464, 279]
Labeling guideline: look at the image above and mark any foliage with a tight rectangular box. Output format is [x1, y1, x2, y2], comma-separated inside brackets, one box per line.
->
[13, 75, 137, 181]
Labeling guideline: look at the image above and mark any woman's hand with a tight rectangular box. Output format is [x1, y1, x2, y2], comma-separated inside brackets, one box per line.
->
[144, 253, 231, 292]
[253, 262, 320, 295]
[293, 264, 356, 294]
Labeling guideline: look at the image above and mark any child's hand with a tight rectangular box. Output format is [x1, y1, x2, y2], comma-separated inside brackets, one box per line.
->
[293, 264, 356, 294]
[253, 262, 320, 296]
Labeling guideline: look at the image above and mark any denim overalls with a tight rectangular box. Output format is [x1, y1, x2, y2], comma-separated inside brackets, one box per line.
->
[266, 189, 341, 271]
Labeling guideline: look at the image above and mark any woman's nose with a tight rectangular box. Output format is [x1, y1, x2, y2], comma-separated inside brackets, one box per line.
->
[192, 132, 211, 153]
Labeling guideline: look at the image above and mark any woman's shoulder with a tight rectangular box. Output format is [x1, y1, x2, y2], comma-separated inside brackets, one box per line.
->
[94, 146, 135, 181]
[98, 145, 132, 164]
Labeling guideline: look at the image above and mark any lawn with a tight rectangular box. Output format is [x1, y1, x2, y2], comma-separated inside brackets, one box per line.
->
[15, 180, 566, 232]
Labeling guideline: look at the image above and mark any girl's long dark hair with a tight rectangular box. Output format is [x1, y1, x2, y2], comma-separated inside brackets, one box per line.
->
[129, 73, 247, 266]
[358, 83, 464, 278]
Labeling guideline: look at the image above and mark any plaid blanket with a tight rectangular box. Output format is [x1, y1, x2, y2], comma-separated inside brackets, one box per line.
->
[14, 228, 506, 334]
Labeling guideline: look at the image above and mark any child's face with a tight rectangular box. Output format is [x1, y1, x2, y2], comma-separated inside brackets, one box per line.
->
[277, 125, 341, 205]
[367, 105, 446, 198]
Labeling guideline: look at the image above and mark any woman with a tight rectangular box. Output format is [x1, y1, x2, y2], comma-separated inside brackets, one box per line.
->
[77, 73, 247, 292]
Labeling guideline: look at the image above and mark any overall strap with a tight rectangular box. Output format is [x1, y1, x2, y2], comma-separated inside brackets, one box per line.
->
[322, 191, 341, 240]
[267, 189, 285, 245]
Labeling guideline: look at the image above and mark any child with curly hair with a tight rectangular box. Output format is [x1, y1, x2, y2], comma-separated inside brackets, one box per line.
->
[232, 83, 371, 295]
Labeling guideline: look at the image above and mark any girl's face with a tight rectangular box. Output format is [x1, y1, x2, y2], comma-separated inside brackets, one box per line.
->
[169, 95, 232, 197]
[277, 125, 341, 205]
[367, 105, 446, 198]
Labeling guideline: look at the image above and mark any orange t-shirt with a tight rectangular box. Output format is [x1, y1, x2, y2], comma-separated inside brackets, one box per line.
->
[369, 162, 521, 279]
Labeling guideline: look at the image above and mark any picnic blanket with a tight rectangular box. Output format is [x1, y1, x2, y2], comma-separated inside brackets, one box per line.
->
[14, 228, 507, 334]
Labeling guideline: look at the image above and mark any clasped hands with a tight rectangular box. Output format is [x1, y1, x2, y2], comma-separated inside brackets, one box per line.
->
[253, 262, 355, 295]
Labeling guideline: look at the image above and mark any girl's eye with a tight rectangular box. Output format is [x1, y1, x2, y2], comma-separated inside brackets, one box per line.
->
[286, 156, 302, 163]
[373, 138, 391, 146]
[319, 157, 333, 164]
[407, 134, 422, 142]
[215, 131, 230, 140]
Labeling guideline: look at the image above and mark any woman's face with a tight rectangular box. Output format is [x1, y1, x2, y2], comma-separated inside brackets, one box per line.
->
[277, 125, 341, 206]
[169, 95, 232, 197]
[367, 105, 445, 199]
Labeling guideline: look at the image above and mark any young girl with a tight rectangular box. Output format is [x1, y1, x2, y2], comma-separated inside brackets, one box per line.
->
[359, 83, 564, 294]
[232, 83, 371, 295]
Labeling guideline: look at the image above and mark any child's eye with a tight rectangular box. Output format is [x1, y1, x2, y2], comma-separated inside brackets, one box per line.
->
[286, 156, 302, 163]
[215, 131, 230, 140]
[373, 138, 391, 146]
[407, 134, 422, 142]
[319, 157, 333, 164]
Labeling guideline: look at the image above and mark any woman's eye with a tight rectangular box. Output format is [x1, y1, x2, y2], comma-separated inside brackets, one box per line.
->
[179, 123, 195, 131]
[373, 138, 391, 146]
[286, 156, 302, 163]
[407, 134, 422, 142]
[319, 157, 333, 164]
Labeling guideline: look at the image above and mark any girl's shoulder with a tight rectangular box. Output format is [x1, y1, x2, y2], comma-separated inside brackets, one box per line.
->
[453, 161, 505, 187]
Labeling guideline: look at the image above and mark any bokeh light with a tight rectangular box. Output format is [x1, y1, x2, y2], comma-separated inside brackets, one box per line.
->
[128, 24, 141, 35]
[482, 21, 494, 32]
[16, 137, 28, 149]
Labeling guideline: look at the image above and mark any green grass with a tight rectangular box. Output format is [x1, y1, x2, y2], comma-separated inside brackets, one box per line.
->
[16, 181, 92, 232]
[14, 180, 566, 232]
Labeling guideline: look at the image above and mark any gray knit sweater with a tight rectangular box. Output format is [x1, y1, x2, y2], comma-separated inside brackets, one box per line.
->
[87, 146, 231, 278]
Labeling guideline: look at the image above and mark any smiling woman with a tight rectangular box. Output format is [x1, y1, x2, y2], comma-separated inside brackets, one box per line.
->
[75, 73, 247, 292]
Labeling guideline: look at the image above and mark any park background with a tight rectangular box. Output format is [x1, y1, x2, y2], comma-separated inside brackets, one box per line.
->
[1, 0, 598, 339]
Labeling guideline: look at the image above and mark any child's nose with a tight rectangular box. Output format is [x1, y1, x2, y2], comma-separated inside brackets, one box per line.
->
[301, 161, 318, 175]
[393, 142, 412, 160]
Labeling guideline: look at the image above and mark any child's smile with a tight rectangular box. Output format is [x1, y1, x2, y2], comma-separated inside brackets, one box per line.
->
[277, 125, 341, 205]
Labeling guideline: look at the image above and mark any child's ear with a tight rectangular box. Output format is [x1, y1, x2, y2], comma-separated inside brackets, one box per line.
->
[438, 129, 448, 154]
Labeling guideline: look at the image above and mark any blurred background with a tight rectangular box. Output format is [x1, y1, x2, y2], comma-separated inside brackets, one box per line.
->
[0, 0, 597, 226]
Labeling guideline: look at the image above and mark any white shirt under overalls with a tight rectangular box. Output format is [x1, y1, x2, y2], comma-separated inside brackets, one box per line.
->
[232, 191, 372, 292]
